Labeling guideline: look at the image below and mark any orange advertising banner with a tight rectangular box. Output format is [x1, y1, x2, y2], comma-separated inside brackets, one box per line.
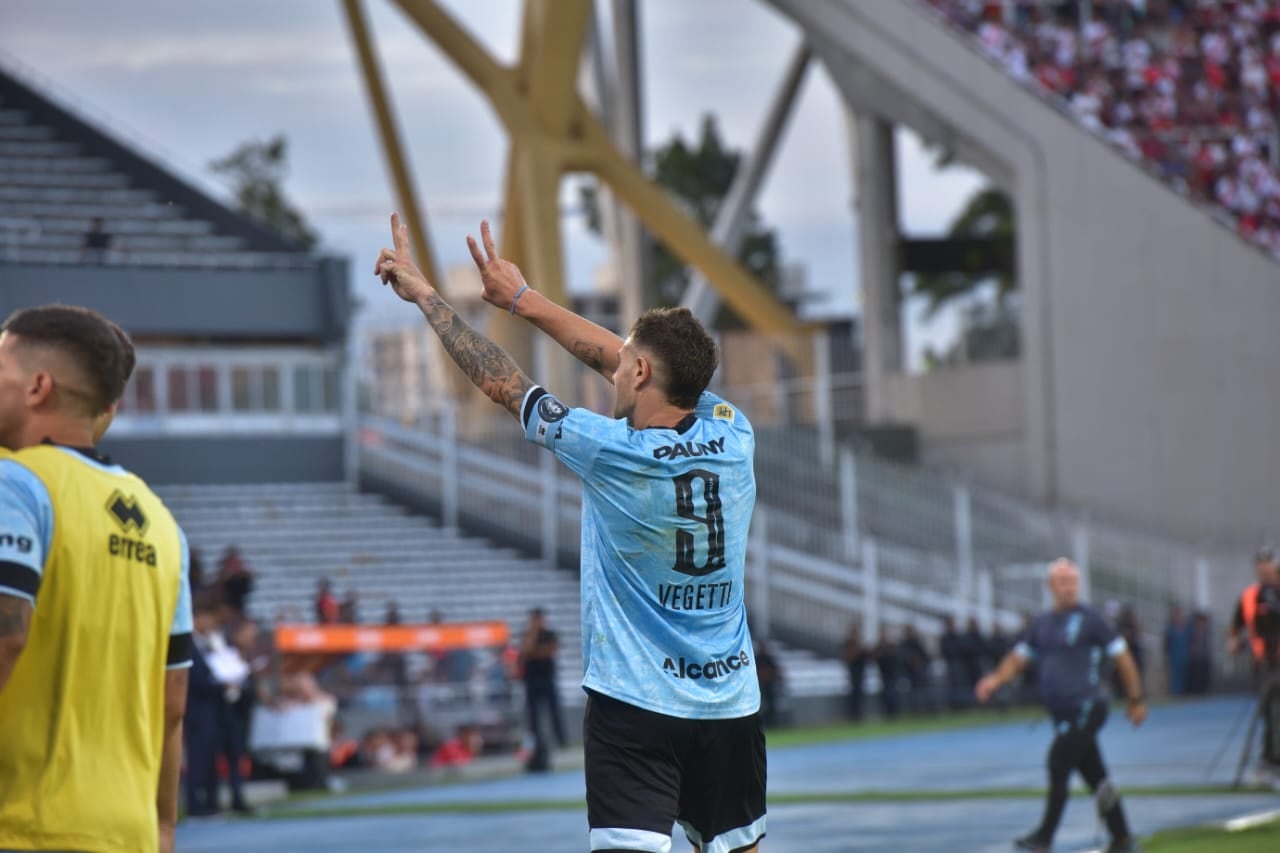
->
[274, 622, 510, 654]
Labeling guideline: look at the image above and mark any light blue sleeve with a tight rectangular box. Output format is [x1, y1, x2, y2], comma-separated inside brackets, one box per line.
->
[166, 525, 194, 670]
[521, 386, 628, 480]
[0, 459, 54, 605]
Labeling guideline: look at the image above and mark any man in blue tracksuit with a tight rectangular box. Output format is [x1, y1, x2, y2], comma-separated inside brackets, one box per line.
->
[977, 559, 1146, 853]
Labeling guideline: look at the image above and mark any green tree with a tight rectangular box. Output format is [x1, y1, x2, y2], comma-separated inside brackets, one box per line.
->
[909, 187, 1014, 317]
[580, 114, 781, 328]
[210, 135, 319, 249]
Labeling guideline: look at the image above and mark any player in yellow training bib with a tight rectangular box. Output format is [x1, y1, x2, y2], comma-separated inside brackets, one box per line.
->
[0, 305, 192, 853]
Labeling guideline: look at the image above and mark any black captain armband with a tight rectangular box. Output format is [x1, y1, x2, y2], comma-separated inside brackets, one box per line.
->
[167, 632, 193, 668]
[0, 561, 40, 601]
[522, 387, 549, 429]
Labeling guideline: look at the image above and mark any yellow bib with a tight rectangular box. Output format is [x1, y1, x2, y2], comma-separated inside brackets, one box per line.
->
[0, 445, 183, 853]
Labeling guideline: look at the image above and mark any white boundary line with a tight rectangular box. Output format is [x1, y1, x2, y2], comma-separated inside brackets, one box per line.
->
[1223, 808, 1280, 832]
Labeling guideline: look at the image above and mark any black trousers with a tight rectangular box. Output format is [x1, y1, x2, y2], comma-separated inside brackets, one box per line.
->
[1035, 701, 1130, 843]
[525, 678, 566, 769]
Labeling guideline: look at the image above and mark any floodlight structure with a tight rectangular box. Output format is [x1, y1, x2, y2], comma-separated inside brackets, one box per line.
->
[341, 0, 811, 399]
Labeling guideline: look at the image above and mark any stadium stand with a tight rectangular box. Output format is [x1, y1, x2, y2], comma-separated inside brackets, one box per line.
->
[0, 60, 313, 269]
[0, 56, 351, 487]
[925, 0, 1280, 259]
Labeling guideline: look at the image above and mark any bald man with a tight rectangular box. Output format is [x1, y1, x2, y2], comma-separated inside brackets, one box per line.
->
[976, 559, 1146, 853]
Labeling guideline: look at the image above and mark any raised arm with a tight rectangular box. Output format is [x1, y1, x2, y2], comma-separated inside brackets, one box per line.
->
[467, 220, 624, 383]
[376, 214, 534, 420]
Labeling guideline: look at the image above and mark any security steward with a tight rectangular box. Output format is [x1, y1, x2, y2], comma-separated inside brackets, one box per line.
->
[1228, 547, 1280, 769]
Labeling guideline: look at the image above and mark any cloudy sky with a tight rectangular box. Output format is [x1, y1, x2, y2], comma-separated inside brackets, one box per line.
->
[0, 0, 985, 345]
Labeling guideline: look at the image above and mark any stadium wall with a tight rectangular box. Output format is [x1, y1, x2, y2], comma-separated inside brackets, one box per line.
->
[883, 362, 1026, 495]
[102, 435, 343, 484]
[772, 0, 1280, 545]
[0, 260, 350, 342]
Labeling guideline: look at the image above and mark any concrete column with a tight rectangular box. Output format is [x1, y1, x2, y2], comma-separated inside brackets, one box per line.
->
[847, 110, 901, 422]
[839, 445, 860, 562]
[861, 537, 880, 644]
[953, 484, 973, 621]
[609, 0, 650, 323]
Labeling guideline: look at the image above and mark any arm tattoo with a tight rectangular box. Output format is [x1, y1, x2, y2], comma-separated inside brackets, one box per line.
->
[572, 341, 605, 374]
[419, 293, 535, 419]
[0, 597, 30, 638]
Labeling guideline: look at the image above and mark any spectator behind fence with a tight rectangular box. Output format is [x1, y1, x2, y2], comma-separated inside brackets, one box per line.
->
[189, 546, 206, 594]
[338, 590, 359, 624]
[1164, 603, 1192, 696]
[899, 625, 933, 712]
[230, 620, 267, 766]
[79, 217, 113, 264]
[875, 628, 903, 719]
[755, 638, 786, 727]
[843, 622, 871, 720]
[315, 579, 339, 625]
[941, 616, 969, 710]
[1114, 605, 1146, 699]
[217, 546, 254, 622]
[964, 617, 987, 689]
[1187, 610, 1213, 695]
[185, 592, 251, 817]
[430, 724, 483, 769]
[519, 607, 565, 772]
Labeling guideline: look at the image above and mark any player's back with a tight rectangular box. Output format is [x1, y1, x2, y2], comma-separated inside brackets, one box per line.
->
[526, 389, 759, 719]
[0, 445, 185, 853]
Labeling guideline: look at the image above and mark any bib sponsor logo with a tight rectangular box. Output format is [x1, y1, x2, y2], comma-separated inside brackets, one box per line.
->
[109, 533, 157, 566]
[662, 649, 751, 680]
[105, 489, 149, 535]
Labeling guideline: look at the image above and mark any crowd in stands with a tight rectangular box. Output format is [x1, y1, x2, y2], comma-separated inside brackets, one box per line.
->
[925, 0, 1280, 259]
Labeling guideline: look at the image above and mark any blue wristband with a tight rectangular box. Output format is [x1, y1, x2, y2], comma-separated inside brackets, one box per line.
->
[509, 283, 530, 316]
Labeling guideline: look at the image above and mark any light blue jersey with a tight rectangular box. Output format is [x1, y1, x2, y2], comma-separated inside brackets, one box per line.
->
[523, 386, 760, 719]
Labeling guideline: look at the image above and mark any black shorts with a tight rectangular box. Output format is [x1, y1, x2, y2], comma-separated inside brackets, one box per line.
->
[584, 690, 767, 853]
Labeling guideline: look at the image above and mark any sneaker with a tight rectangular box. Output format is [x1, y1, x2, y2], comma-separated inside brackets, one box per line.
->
[1103, 838, 1140, 853]
[1013, 832, 1050, 852]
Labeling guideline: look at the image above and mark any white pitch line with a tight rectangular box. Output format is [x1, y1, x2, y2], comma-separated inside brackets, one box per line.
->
[1223, 808, 1280, 832]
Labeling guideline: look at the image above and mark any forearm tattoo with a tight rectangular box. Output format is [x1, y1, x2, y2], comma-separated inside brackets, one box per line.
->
[420, 294, 535, 417]
[572, 340, 606, 373]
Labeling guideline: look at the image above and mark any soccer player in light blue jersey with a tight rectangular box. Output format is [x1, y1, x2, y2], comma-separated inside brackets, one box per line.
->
[377, 214, 765, 853]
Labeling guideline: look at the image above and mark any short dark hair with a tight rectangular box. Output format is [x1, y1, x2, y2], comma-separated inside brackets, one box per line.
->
[629, 307, 719, 409]
[107, 318, 136, 388]
[1, 305, 134, 415]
